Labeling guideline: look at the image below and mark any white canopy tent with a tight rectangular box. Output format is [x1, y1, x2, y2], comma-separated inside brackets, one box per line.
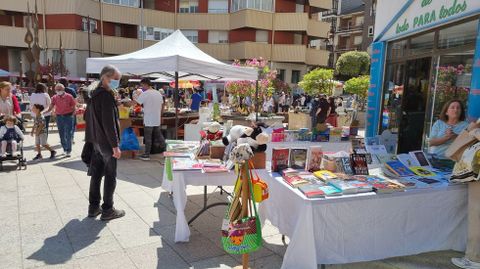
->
[86, 30, 260, 138]
[86, 30, 258, 81]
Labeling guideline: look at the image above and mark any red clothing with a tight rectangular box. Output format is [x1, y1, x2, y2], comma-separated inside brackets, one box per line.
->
[51, 93, 76, 115]
[12, 95, 20, 115]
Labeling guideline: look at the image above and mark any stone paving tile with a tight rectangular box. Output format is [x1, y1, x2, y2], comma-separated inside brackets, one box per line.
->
[134, 204, 177, 228]
[125, 241, 191, 269]
[326, 261, 400, 269]
[50, 185, 86, 202]
[154, 224, 200, 246]
[107, 217, 162, 248]
[190, 255, 240, 269]
[22, 229, 74, 269]
[19, 194, 57, 215]
[118, 190, 158, 209]
[0, 250, 22, 269]
[0, 190, 19, 207]
[382, 250, 462, 269]
[73, 250, 137, 269]
[262, 234, 289, 257]
[0, 176, 18, 192]
[247, 254, 284, 269]
[169, 233, 227, 264]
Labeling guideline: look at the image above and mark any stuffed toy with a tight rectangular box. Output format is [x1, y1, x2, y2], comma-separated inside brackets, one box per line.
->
[237, 126, 269, 152]
[200, 122, 223, 141]
[222, 125, 253, 146]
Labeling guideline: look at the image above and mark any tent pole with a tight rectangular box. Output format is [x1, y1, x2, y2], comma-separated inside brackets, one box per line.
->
[175, 71, 179, 140]
[255, 79, 259, 122]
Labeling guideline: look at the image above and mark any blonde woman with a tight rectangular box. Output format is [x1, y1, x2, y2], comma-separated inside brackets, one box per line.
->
[0, 81, 21, 117]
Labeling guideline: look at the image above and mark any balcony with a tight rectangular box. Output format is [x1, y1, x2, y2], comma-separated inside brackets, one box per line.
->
[274, 13, 330, 38]
[229, 42, 271, 60]
[103, 35, 141, 55]
[335, 44, 363, 52]
[144, 9, 175, 29]
[336, 24, 364, 33]
[102, 3, 141, 25]
[177, 14, 230, 30]
[309, 0, 332, 10]
[197, 43, 230, 60]
[272, 44, 306, 63]
[321, 9, 338, 17]
[306, 48, 329, 66]
[230, 10, 272, 30]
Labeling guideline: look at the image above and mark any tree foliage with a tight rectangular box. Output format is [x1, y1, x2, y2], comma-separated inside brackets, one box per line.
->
[344, 75, 370, 100]
[299, 68, 334, 96]
[335, 51, 370, 78]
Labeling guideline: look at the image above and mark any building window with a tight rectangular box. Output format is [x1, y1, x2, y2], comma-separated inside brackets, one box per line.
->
[102, 0, 139, 7]
[180, 0, 199, 13]
[182, 30, 199, 43]
[114, 25, 122, 37]
[355, 16, 364, 26]
[291, 70, 300, 84]
[208, 0, 228, 13]
[368, 26, 374, 37]
[353, 35, 363, 45]
[81, 17, 97, 33]
[256, 30, 268, 43]
[295, 4, 304, 13]
[139, 26, 174, 41]
[231, 0, 273, 12]
[208, 31, 229, 43]
[277, 69, 286, 81]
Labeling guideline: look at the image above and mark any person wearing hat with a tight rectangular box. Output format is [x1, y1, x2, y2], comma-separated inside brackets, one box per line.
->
[136, 78, 165, 160]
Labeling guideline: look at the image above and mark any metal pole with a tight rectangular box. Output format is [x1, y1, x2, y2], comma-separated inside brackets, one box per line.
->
[87, 15, 92, 58]
[140, 0, 144, 48]
[42, 0, 47, 65]
[175, 71, 179, 140]
[255, 79, 259, 122]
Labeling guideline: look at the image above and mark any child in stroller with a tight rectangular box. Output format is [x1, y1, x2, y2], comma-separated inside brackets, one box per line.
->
[0, 115, 24, 158]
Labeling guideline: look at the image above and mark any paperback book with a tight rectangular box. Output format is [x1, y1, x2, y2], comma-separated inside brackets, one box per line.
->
[396, 153, 420, 167]
[271, 148, 290, 172]
[335, 157, 354, 175]
[290, 148, 308, 170]
[328, 179, 358, 194]
[298, 183, 327, 199]
[202, 166, 229, 173]
[350, 154, 369, 175]
[171, 158, 203, 171]
[313, 170, 338, 182]
[306, 146, 323, 172]
[317, 185, 342, 196]
[385, 161, 415, 177]
[409, 151, 432, 167]
[409, 166, 436, 177]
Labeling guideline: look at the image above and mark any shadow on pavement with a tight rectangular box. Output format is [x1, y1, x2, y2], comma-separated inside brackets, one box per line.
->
[27, 218, 106, 265]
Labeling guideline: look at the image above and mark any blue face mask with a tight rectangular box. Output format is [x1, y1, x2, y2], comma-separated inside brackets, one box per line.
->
[109, 79, 120, 90]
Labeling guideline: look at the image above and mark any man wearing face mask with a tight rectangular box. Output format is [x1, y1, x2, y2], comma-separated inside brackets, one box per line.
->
[46, 83, 76, 157]
[84, 64, 125, 220]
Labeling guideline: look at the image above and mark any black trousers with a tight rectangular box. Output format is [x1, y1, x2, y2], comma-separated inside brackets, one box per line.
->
[88, 144, 117, 211]
[144, 126, 165, 155]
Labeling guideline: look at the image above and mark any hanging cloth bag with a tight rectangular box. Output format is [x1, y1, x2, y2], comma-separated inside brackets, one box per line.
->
[221, 164, 262, 254]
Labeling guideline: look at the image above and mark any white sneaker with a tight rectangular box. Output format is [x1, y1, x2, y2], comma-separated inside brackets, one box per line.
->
[65, 152, 71, 157]
[452, 257, 480, 269]
[0, 154, 5, 158]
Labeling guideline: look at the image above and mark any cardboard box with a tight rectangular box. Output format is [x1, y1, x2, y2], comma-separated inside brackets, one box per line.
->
[250, 152, 266, 169]
[210, 145, 225, 159]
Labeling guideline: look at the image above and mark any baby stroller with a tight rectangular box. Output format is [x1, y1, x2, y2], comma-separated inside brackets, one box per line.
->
[0, 115, 27, 170]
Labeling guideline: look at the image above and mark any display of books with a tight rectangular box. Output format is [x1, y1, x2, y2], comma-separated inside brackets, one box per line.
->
[271, 148, 290, 172]
[283, 173, 311, 188]
[351, 154, 369, 175]
[409, 166, 437, 177]
[298, 183, 327, 198]
[202, 166, 229, 173]
[313, 170, 337, 181]
[345, 179, 373, 193]
[171, 158, 203, 171]
[290, 148, 308, 170]
[396, 154, 420, 167]
[318, 185, 342, 196]
[385, 161, 415, 177]
[306, 146, 323, 172]
[329, 179, 358, 194]
[415, 177, 443, 186]
[163, 151, 195, 158]
[198, 159, 223, 167]
[338, 157, 354, 175]
[409, 151, 432, 167]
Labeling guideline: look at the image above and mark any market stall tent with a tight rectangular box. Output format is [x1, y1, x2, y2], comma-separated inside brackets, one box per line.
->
[0, 69, 10, 77]
[86, 30, 257, 81]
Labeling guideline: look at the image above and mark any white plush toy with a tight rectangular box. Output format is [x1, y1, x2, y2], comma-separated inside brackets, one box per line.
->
[222, 125, 253, 146]
[237, 133, 269, 152]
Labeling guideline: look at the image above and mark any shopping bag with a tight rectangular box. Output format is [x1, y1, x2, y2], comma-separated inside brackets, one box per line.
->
[446, 130, 477, 162]
[221, 165, 262, 254]
[249, 161, 269, 203]
[119, 127, 140, 151]
[451, 142, 480, 183]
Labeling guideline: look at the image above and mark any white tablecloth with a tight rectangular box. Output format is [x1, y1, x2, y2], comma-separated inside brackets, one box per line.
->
[259, 173, 468, 269]
[266, 141, 351, 160]
[161, 165, 269, 242]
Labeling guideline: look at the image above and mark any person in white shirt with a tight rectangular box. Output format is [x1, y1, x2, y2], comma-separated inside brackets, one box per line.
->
[136, 78, 165, 160]
[30, 83, 52, 136]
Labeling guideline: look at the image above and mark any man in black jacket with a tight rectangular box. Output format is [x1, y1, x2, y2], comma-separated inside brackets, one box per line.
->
[84, 64, 125, 221]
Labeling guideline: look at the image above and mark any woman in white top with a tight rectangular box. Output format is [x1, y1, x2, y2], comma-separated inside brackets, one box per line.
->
[30, 83, 52, 136]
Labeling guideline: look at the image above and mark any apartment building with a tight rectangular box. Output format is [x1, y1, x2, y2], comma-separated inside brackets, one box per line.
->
[330, 0, 375, 64]
[0, 0, 332, 85]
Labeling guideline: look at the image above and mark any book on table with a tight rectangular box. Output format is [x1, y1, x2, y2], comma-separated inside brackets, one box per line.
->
[409, 150, 432, 167]
[415, 177, 443, 186]
[202, 166, 228, 173]
[318, 185, 342, 196]
[313, 170, 338, 182]
[350, 154, 369, 175]
[385, 161, 415, 177]
[289, 148, 308, 170]
[271, 148, 290, 172]
[396, 153, 420, 167]
[336, 157, 354, 175]
[171, 158, 203, 171]
[409, 166, 437, 177]
[306, 146, 323, 172]
[298, 183, 327, 198]
[282, 169, 313, 188]
[328, 179, 358, 194]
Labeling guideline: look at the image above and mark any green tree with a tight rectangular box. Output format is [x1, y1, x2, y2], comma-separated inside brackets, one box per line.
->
[299, 68, 334, 96]
[344, 75, 370, 109]
[335, 51, 371, 78]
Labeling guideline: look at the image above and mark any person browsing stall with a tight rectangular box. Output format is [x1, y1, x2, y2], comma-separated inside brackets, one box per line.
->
[429, 99, 469, 159]
[46, 83, 76, 157]
[84, 64, 125, 221]
[135, 78, 165, 161]
[190, 88, 203, 111]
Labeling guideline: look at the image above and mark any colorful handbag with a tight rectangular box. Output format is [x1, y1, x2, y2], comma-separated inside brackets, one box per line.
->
[249, 161, 269, 203]
[221, 164, 262, 254]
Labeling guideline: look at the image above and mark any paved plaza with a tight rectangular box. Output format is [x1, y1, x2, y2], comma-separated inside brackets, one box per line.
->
[0, 129, 465, 269]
